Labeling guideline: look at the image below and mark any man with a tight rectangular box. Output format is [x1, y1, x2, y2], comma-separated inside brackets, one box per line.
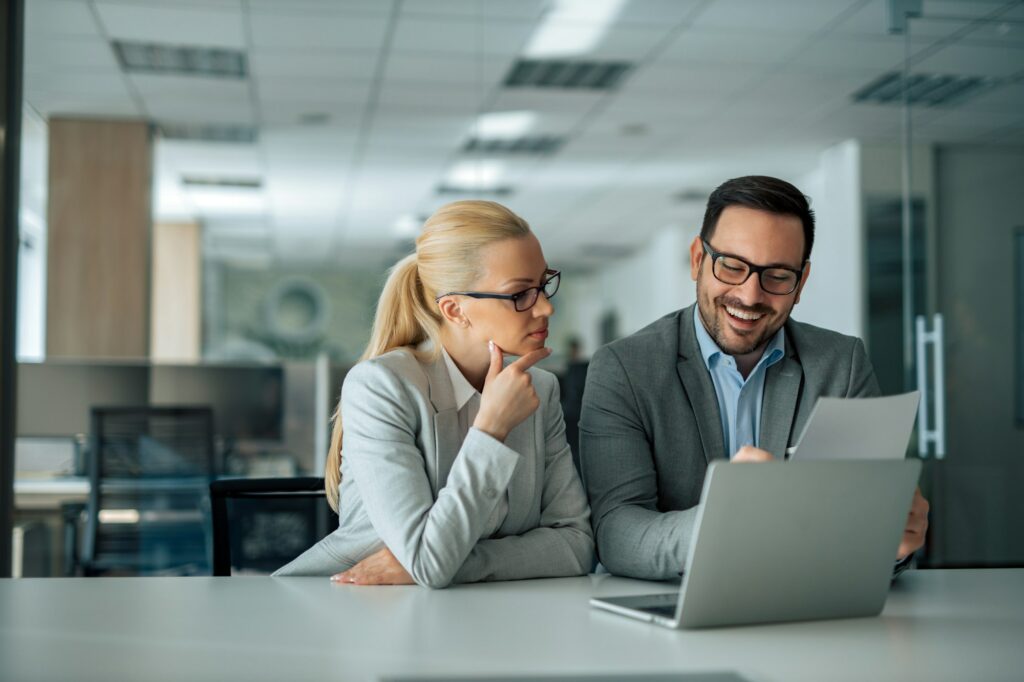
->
[579, 175, 929, 581]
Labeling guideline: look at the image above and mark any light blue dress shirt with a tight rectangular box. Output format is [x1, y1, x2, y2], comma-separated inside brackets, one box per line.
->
[693, 306, 786, 459]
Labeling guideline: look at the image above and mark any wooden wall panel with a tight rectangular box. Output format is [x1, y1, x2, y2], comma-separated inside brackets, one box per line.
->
[45, 118, 151, 358]
[150, 221, 201, 362]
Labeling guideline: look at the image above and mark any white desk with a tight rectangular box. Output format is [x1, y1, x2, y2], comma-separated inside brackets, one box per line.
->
[13, 476, 89, 511]
[1, 569, 1022, 682]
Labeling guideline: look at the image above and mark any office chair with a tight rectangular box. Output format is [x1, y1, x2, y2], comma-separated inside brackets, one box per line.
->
[81, 406, 215, 576]
[209, 476, 335, 576]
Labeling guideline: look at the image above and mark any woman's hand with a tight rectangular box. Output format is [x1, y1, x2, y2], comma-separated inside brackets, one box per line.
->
[331, 547, 414, 585]
[473, 341, 551, 442]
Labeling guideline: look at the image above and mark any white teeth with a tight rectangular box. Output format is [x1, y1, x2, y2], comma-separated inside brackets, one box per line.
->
[725, 306, 764, 321]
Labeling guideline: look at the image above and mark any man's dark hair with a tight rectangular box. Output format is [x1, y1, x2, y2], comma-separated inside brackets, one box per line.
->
[700, 176, 815, 263]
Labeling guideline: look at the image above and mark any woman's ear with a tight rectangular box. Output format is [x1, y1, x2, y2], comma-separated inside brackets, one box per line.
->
[437, 296, 469, 327]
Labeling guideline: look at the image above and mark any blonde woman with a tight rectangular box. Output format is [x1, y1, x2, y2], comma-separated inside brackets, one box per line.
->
[274, 201, 594, 587]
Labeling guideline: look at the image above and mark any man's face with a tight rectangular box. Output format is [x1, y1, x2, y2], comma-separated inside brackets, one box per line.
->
[689, 206, 811, 358]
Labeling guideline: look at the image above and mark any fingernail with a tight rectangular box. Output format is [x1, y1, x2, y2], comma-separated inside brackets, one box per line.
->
[488, 340, 494, 352]
[330, 574, 341, 582]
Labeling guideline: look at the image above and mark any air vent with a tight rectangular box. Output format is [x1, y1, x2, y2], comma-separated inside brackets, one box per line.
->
[436, 185, 515, 197]
[158, 123, 258, 144]
[113, 40, 247, 78]
[182, 176, 262, 189]
[852, 71, 997, 107]
[503, 59, 632, 90]
[463, 135, 566, 155]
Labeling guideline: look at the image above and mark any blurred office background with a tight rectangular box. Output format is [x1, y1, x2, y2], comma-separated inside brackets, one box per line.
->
[3, 0, 1023, 576]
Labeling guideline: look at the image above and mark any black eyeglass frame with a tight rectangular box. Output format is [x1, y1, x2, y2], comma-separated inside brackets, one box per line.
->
[435, 269, 561, 312]
[701, 240, 805, 295]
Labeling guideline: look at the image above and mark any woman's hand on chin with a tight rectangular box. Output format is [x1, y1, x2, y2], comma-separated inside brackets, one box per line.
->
[331, 547, 415, 585]
[473, 341, 551, 442]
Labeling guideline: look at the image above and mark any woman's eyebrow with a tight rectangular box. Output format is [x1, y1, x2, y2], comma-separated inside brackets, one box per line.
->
[500, 265, 550, 287]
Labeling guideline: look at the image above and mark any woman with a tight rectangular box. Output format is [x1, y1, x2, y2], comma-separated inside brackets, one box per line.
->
[274, 200, 594, 587]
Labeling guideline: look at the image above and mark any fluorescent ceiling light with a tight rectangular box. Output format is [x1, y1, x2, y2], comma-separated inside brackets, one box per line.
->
[524, 0, 626, 58]
[445, 160, 506, 191]
[474, 111, 536, 140]
[187, 187, 267, 216]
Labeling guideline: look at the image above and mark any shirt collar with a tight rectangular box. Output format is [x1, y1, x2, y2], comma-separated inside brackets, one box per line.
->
[692, 304, 786, 373]
[441, 347, 480, 411]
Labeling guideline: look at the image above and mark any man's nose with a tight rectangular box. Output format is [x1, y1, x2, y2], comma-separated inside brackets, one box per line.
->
[733, 272, 766, 305]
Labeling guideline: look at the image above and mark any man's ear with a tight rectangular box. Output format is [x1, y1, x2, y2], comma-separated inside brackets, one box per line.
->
[689, 236, 704, 282]
[437, 296, 468, 326]
[793, 260, 811, 304]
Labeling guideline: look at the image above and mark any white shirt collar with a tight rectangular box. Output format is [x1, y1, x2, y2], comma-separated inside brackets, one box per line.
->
[441, 347, 480, 411]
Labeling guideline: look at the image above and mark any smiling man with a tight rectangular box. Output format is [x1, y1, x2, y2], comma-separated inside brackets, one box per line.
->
[579, 175, 929, 581]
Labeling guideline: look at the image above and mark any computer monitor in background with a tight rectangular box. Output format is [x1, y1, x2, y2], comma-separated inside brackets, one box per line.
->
[149, 365, 284, 443]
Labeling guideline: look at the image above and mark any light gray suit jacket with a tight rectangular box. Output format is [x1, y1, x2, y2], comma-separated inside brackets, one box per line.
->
[579, 304, 880, 581]
[275, 347, 594, 587]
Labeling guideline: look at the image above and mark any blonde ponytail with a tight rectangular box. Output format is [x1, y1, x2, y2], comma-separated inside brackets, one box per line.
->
[324, 201, 531, 512]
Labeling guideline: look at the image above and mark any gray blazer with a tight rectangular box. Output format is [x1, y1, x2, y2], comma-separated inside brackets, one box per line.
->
[275, 347, 594, 587]
[579, 304, 880, 581]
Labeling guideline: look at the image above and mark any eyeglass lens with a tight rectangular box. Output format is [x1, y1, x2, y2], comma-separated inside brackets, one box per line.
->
[713, 257, 797, 295]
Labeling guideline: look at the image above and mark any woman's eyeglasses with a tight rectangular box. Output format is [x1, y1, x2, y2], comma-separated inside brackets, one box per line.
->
[436, 269, 560, 312]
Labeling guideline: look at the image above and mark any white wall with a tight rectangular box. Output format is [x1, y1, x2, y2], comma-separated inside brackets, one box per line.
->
[794, 139, 864, 339]
[553, 222, 696, 358]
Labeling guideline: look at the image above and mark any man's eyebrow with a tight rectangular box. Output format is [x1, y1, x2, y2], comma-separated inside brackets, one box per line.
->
[718, 248, 802, 270]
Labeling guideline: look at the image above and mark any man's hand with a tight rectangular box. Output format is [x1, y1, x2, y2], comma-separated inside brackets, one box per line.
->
[897, 487, 929, 561]
[331, 547, 415, 586]
[732, 445, 774, 462]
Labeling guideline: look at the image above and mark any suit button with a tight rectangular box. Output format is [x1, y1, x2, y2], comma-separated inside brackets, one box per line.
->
[483, 487, 497, 497]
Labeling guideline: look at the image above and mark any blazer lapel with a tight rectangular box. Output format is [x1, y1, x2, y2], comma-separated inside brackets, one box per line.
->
[759, 337, 803, 459]
[678, 306, 726, 463]
[423, 355, 460, 491]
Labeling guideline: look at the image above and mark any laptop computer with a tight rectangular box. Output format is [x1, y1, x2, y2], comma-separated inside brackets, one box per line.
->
[590, 459, 921, 629]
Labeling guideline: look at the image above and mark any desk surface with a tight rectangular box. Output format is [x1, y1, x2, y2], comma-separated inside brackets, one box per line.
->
[2, 569, 1022, 682]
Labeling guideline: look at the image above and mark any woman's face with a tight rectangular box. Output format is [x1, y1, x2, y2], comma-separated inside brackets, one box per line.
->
[457, 233, 554, 357]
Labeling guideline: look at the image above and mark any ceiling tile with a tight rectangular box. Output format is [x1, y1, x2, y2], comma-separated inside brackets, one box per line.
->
[26, 0, 101, 38]
[24, 37, 121, 73]
[691, 0, 858, 33]
[390, 15, 535, 55]
[402, 0, 546, 20]
[660, 27, 811, 65]
[912, 41, 1024, 78]
[383, 52, 514, 85]
[256, 76, 374, 107]
[249, 49, 379, 80]
[95, 2, 246, 48]
[248, 9, 390, 50]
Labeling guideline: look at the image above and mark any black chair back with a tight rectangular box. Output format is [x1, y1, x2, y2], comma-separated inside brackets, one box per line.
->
[210, 477, 335, 576]
[82, 406, 215, 576]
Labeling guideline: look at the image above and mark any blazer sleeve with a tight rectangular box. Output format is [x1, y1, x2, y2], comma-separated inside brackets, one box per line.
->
[451, 374, 594, 584]
[579, 345, 698, 581]
[847, 337, 881, 398]
[342, 360, 522, 589]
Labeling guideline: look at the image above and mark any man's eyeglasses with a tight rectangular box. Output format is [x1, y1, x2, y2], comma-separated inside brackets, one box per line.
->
[701, 241, 804, 295]
[436, 269, 560, 312]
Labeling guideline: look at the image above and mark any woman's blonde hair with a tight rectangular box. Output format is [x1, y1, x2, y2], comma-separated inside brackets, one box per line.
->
[324, 200, 532, 511]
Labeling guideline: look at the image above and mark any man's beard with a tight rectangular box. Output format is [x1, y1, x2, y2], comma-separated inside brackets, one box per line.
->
[696, 287, 787, 357]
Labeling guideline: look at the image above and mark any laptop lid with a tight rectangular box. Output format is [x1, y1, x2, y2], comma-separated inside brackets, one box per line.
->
[674, 459, 921, 629]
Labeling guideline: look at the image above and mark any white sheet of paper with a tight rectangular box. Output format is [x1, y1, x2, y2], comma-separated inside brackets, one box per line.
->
[787, 391, 920, 461]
